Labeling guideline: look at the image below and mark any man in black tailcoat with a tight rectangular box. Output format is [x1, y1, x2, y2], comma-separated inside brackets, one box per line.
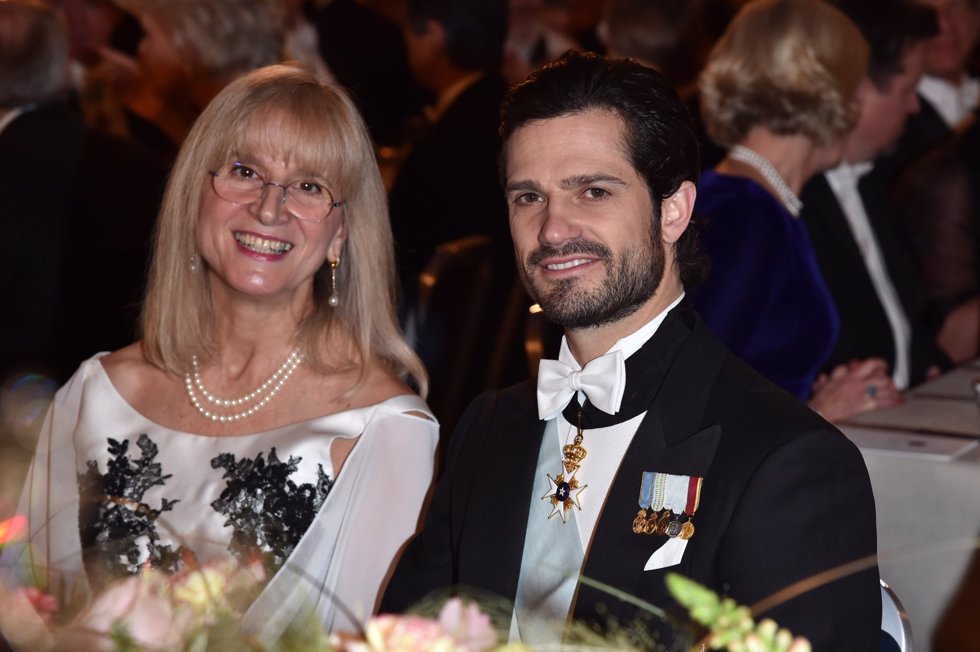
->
[384, 52, 880, 650]
[802, 0, 948, 390]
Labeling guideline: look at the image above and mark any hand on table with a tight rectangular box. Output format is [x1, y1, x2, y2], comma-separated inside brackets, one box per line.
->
[809, 357, 904, 423]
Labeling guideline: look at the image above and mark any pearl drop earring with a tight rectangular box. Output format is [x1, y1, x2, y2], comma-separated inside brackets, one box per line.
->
[328, 257, 340, 307]
[189, 254, 199, 273]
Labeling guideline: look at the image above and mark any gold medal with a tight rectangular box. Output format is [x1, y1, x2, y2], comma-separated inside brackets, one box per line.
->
[632, 509, 648, 534]
[679, 520, 695, 540]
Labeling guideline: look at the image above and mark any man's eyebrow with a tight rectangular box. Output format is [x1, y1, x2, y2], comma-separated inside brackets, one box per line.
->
[505, 175, 629, 194]
[560, 174, 628, 189]
[504, 179, 544, 194]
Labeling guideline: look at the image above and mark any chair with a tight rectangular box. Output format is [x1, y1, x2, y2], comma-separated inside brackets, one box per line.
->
[411, 235, 495, 444]
[524, 304, 564, 379]
[484, 278, 533, 389]
[880, 579, 913, 652]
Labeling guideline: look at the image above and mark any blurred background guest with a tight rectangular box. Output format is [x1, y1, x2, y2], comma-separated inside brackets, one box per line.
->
[693, 0, 901, 422]
[388, 0, 514, 433]
[891, 0, 980, 364]
[896, 113, 980, 365]
[597, 0, 710, 99]
[54, 0, 142, 136]
[100, 0, 287, 159]
[0, 0, 166, 385]
[801, 0, 949, 391]
[916, 0, 980, 129]
[884, 0, 980, 172]
[920, 1, 979, 121]
[2, 64, 437, 639]
[282, 0, 334, 83]
[503, 0, 577, 83]
[389, 0, 511, 300]
[306, 0, 427, 147]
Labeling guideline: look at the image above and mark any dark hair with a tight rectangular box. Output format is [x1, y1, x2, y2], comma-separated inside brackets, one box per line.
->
[499, 50, 708, 288]
[834, 0, 939, 90]
[406, 0, 507, 72]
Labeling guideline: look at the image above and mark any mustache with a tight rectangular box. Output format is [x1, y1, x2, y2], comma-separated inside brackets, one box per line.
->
[526, 240, 612, 266]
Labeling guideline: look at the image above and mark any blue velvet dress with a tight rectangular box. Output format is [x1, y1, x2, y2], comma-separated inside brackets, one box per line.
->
[692, 171, 839, 401]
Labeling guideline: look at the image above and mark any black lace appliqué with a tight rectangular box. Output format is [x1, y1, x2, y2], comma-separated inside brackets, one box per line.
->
[210, 448, 333, 574]
[78, 434, 186, 586]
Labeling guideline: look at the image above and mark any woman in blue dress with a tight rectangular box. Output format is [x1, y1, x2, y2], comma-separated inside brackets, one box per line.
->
[693, 0, 902, 421]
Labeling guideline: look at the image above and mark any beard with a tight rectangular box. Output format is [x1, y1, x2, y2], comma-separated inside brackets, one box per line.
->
[519, 224, 665, 330]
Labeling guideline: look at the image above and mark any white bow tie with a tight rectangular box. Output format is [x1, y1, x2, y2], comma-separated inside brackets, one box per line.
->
[536, 350, 626, 421]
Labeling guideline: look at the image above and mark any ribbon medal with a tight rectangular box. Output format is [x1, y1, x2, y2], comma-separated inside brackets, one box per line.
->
[632, 471, 702, 540]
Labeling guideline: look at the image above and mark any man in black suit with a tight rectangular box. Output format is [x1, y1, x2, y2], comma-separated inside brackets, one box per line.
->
[306, 0, 428, 148]
[879, 0, 980, 175]
[390, 0, 511, 302]
[384, 52, 880, 649]
[802, 0, 948, 390]
[0, 1, 166, 383]
[390, 0, 517, 431]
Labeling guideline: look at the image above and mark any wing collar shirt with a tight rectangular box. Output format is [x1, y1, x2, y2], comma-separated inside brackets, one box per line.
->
[918, 74, 980, 129]
[824, 163, 911, 389]
[552, 292, 685, 551]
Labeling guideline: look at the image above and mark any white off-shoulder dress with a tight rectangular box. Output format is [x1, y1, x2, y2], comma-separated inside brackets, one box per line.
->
[1, 353, 439, 640]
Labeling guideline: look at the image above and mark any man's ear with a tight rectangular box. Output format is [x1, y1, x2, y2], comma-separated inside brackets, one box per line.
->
[660, 180, 696, 245]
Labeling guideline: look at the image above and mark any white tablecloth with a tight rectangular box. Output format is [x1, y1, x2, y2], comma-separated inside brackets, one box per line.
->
[840, 362, 980, 650]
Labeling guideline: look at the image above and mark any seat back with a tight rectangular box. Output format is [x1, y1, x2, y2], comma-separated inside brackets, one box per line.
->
[412, 235, 495, 439]
[880, 579, 913, 652]
[524, 305, 564, 380]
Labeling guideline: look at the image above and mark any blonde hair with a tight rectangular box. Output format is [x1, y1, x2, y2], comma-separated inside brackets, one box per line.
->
[698, 0, 868, 147]
[141, 64, 428, 396]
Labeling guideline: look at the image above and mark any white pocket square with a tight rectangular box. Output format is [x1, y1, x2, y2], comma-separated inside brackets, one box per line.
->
[643, 537, 688, 571]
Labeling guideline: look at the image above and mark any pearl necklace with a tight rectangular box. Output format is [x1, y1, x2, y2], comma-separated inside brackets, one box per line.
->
[729, 145, 803, 217]
[184, 350, 302, 423]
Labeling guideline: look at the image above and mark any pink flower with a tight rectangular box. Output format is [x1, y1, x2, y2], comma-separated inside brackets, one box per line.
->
[69, 569, 183, 651]
[14, 587, 58, 623]
[360, 613, 457, 652]
[438, 598, 497, 652]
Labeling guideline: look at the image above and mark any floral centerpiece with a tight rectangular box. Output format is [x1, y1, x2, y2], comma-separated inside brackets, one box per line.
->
[0, 538, 809, 652]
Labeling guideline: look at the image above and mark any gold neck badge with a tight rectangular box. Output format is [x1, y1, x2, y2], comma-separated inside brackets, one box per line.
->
[542, 410, 588, 523]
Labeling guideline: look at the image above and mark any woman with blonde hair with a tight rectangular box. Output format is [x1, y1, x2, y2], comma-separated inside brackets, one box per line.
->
[2, 64, 438, 639]
[693, 0, 902, 421]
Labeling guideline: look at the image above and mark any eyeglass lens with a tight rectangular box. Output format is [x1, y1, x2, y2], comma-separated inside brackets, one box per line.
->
[210, 163, 340, 222]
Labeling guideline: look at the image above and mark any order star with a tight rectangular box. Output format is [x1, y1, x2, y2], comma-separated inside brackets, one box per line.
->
[542, 472, 587, 523]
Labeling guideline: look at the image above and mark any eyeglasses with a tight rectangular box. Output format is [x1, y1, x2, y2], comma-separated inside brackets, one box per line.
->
[208, 162, 344, 223]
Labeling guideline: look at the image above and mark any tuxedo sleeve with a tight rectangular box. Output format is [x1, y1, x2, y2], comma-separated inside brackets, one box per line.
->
[380, 391, 497, 613]
[717, 429, 880, 651]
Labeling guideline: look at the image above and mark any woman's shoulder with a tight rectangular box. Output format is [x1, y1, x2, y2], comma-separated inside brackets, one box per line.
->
[357, 360, 434, 420]
[99, 342, 173, 400]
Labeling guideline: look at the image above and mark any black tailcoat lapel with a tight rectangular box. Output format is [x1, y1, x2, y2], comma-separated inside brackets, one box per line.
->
[453, 380, 544, 602]
[573, 305, 726, 626]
